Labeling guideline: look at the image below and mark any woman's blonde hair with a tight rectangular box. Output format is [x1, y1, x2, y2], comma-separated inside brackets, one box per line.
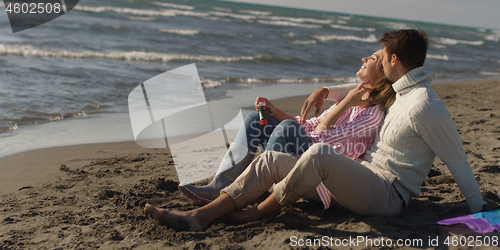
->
[369, 71, 396, 111]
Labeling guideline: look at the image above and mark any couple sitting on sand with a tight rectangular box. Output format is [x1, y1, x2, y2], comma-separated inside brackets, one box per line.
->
[145, 29, 486, 231]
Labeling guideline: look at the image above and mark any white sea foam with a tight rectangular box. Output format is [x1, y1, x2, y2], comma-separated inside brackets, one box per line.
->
[263, 15, 331, 25]
[0, 44, 259, 63]
[432, 37, 484, 46]
[329, 24, 375, 32]
[431, 44, 447, 49]
[426, 54, 449, 61]
[200, 78, 222, 89]
[75, 5, 174, 16]
[212, 7, 231, 12]
[159, 29, 200, 35]
[312, 34, 377, 43]
[202, 16, 221, 21]
[336, 20, 348, 25]
[378, 21, 410, 30]
[480, 71, 500, 76]
[126, 16, 156, 21]
[74, 5, 208, 18]
[9, 124, 18, 131]
[75, 4, 330, 28]
[208, 11, 256, 20]
[257, 20, 322, 29]
[289, 40, 316, 45]
[239, 10, 272, 16]
[152, 2, 195, 10]
[484, 34, 500, 42]
[282, 32, 294, 38]
[219, 76, 358, 84]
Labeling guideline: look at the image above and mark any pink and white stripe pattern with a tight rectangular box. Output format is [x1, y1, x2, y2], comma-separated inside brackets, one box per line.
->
[295, 103, 385, 209]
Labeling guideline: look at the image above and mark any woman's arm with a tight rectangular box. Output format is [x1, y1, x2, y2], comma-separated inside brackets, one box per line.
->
[308, 105, 384, 146]
[255, 97, 297, 123]
[299, 83, 358, 124]
[314, 83, 372, 131]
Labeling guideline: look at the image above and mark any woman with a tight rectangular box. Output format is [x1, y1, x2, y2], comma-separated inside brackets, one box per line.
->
[178, 49, 395, 207]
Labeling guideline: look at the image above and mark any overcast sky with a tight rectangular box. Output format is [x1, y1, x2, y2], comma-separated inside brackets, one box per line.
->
[223, 0, 500, 30]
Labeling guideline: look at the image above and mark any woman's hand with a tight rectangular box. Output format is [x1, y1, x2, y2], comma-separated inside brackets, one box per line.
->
[255, 97, 296, 122]
[255, 97, 278, 116]
[340, 82, 373, 108]
[300, 87, 329, 124]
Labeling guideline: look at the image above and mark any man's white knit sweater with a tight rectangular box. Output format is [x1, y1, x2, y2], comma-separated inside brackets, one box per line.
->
[326, 67, 485, 212]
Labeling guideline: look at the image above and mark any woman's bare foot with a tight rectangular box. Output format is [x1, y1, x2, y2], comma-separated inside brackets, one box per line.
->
[144, 203, 207, 231]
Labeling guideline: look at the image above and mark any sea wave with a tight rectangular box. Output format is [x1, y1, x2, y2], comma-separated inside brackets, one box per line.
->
[257, 20, 322, 29]
[0, 110, 88, 133]
[480, 71, 500, 76]
[329, 24, 375, 32]
[0, 44, 263, 63]
[378, 21, 410, 30]
[200, 78, 223, 89]
[75, 4, 330, 28]
[215, 76, 359, 84]
[432, 37, 484, 46]
[152, 2, 195, 10]
[212, 7, 231, 12]
[74, 5, 207, 17]
[289, 40, 316, 45]
[208, 11, 256, 20]
[431, 44, 446, 49]
[0, 122, 18, 133]
[75, 5, 173, 16]
[239, 10, 272, 16]
[484, 34, 500, 42]
[159, 29, 200, 35]
[263, 15, 331, 25]
[312, 34, 377, 43]
[126, 16, 156, 21]
[426, 54, 449, 61]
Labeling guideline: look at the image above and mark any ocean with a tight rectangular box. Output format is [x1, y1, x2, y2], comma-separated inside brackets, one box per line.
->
[0, 0, 499, 158]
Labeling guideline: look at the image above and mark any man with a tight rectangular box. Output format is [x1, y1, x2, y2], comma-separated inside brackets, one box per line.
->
[144, 29, 485, 231]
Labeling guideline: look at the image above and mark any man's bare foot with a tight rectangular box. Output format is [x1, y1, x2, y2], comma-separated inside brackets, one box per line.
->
[144, 203, 207, 231]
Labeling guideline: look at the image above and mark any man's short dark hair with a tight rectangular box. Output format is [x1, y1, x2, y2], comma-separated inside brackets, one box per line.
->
[379, 29, 429, 70]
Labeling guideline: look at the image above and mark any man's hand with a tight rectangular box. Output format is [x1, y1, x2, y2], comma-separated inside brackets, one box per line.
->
[300, 87, 329, 124]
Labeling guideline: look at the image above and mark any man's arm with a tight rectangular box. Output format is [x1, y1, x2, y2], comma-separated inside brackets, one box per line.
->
[324, 83, 358, 102]
[411, 100, 485, 212]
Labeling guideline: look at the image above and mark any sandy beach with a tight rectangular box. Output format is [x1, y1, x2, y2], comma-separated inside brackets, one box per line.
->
[1, 79, 499, 249]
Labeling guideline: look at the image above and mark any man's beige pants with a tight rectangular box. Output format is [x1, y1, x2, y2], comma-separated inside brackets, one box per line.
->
[223, 143, 402, 216]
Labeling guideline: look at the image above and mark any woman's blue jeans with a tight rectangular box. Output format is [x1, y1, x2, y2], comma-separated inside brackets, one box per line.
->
[234, 111, 311, 156]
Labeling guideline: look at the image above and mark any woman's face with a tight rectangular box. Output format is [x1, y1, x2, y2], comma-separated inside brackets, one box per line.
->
[356, 49, 383, 87]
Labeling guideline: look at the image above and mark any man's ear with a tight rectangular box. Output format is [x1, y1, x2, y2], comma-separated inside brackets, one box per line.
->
[391, 54, 399, 67]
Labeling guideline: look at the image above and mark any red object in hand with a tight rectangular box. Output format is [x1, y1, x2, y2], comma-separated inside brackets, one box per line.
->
[258, 100, 268, 125]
